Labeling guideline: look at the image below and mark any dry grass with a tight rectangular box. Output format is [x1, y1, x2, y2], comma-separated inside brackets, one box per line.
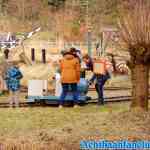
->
[0, 103, 149, 149]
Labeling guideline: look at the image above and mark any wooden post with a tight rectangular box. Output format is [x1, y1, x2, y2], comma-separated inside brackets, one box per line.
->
[31, 48, 35, 62]
[42, 49, 46, 64]
[4, 49, 9, 59]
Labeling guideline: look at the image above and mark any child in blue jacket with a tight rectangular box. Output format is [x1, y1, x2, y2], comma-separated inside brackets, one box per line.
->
[5, 62, 23, 107]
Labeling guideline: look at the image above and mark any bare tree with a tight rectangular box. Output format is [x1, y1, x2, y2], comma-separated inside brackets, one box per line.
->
[6, 0, 42, 22]
[119, 0, 150, 111]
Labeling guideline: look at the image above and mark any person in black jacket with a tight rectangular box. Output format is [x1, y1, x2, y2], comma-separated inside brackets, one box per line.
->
[82, 54, 93, 71]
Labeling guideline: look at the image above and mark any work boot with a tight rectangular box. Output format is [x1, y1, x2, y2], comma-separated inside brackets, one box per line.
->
[97, 100, 104, 105]
[59, 105, 63, 109]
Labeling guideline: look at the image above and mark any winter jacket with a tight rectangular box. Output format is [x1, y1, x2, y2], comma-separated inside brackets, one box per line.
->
[5, 66, 23, 92]
[60, 54, 80, 83]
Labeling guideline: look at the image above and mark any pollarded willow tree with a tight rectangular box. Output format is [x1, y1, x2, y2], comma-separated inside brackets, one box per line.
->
[119, 0, 150, 111]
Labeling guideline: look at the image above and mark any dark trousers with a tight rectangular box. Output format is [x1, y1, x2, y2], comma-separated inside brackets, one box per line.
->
[59, 83, 79, 105]
[95, 77, 108, 105]
[80, 70, 85, 78]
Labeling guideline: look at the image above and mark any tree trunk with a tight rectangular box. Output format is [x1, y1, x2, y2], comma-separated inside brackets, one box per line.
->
[131, 64, 149, 111]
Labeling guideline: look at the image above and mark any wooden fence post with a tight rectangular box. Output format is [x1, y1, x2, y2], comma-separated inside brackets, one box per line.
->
[31, 48, 35, 62]
[4, 49, 9, 59]
[42, 49, 46, 64]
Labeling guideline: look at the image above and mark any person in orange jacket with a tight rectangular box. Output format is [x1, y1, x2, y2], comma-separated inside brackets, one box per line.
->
[59, 51, 80, 108]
